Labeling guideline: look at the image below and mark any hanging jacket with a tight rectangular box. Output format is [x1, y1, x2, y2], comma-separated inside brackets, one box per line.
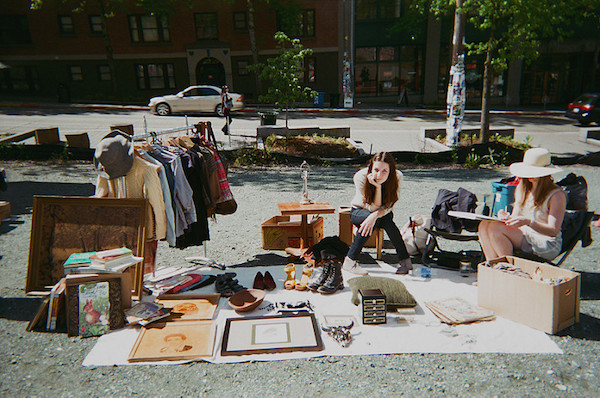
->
[431, 187, 478, 233]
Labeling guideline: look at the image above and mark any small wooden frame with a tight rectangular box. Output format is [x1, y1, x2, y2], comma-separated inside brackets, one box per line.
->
[65, 276, 124, 337]
[155, 294, 220, 321]
[221, 313, 323, 356]
[26, 196, 147, 300]
[128, 320, 216, 362]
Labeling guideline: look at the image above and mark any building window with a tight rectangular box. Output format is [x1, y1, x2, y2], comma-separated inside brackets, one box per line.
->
[194, 13, 218, 40]
[59, 15, 75, 35]
[0, 66, 39, 92]
[356, 45, 422, 97]
[98, 65, 111, 81]
[356, 0, 377, 20]
[233, 12, 247, 31]
[277, 9, 315, 38]
[70, 66, 83, 81]
[136, 63, 175, 89]
[89, 15, 103, 35]
[0, 15, 32, 45]
[237, 60, 249, 76]
[357, 0, 401, 20]
[129, 15, 170, 43]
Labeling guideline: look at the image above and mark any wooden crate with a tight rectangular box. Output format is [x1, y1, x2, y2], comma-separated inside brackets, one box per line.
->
[261, 215, 323, 250]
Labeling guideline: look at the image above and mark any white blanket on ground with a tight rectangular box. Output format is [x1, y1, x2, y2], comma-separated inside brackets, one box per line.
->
[83, 265, 561, 367]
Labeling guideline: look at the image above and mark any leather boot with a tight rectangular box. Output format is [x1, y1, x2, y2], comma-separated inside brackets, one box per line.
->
[317, 260, 343, 294]
[307, 261, 332, 291]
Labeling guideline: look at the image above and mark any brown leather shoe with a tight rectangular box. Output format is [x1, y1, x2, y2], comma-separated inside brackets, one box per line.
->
[263, 271, 276, 290]
[253, 271, 265, 290]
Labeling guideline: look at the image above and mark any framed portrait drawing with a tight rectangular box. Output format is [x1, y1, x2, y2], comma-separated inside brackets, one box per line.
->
[26, 196, 147, 300]
[221, 313, 323, 356]
[155, 294, 220, 321]
[128, 320, 216, 362]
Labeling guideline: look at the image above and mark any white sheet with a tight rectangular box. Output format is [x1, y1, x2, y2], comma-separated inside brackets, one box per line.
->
[83, 264, 561, 367]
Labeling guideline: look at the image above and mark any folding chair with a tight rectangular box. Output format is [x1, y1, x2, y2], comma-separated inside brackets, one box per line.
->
[421, 227, 483, 271]
[514, 210, 594, 267]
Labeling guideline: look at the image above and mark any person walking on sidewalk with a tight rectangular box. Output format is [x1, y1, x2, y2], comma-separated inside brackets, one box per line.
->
[221, 85, 233, 135]
[343, 152, 413, 275]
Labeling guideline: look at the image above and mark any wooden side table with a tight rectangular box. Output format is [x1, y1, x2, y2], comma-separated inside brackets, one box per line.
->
[278, 201, 335, 256]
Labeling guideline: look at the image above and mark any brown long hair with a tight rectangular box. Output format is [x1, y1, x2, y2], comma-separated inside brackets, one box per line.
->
[517, 176, 559, 208]
[363, 152, 399, 208]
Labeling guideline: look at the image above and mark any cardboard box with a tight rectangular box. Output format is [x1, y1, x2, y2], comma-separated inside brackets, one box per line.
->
[338, 206, 378, 247]
[478, 256, 580, 334]
[261, 215, 323, 250]
[0, 201, 10, 222]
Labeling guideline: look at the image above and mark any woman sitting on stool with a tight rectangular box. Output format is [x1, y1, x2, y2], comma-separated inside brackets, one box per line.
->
[343, 152, 412, 275]
[479, 147, 567, 261]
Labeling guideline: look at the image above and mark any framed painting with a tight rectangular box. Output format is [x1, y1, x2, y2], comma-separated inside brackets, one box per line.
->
[65, 275, 124, 337]
[155, 294, 220, 321]
[26, 196, 147, 300]
[221, 313, 323, 356]
[128, 320, 216, 362]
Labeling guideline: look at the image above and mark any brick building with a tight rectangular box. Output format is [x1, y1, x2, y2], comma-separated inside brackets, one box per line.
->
[1, 0, 599, 106]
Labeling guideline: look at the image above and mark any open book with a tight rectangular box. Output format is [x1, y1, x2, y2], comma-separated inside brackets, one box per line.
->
[448, 210, 502, 222]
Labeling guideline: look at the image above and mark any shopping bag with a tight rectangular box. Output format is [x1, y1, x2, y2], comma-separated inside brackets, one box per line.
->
[400, 215, 431, 255]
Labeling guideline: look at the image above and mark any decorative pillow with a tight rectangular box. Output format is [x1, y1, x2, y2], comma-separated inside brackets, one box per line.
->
[348, 276, 417, 309]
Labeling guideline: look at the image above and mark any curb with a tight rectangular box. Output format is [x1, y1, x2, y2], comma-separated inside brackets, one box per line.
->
[0, 101, 565, 116]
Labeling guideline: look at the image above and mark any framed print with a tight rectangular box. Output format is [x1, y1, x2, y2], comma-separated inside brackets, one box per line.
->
[128, 320, 216, 362]
[65, 275, 124, 337]
[26, 196, 147, 300]
[155, 294, 220, 321]
[221, 313, 323, 356]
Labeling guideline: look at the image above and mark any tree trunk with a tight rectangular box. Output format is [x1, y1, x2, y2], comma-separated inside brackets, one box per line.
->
[98, 0, 118, 97]
[480, 31, 494, 143]
[247, 0, 262, 98]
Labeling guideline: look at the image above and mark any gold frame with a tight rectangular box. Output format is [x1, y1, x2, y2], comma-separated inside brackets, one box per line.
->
[128, 320, 216, 362]
[26, 196, 147, 300]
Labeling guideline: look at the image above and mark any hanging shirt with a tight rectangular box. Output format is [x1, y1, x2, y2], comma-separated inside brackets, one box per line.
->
[95, 155, 167, 241]
[137, 150, 177, 247]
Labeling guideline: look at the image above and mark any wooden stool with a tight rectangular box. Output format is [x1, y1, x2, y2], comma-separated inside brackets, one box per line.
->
[352, 225, 384, 260]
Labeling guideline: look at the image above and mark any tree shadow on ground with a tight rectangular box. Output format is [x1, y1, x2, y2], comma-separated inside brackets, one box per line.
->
[0, 297, 44, 321]
[0, 181, 95, 217]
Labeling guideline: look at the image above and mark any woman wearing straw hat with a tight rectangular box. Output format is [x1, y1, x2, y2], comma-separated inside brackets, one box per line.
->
[478, 148, 567, 261]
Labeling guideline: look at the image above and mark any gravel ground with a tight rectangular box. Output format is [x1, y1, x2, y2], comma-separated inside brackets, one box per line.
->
[1, 160, 599, 397]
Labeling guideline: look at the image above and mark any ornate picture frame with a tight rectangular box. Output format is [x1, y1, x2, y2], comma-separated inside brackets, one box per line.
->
[26, 196, 147, 300]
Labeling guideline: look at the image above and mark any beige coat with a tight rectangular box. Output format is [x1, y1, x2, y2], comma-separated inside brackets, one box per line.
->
[96, 155, 167, 241]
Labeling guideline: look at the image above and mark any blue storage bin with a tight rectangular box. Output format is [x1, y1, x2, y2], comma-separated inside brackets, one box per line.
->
[491, 182, 516, 216]
[313, 92, 325, 108]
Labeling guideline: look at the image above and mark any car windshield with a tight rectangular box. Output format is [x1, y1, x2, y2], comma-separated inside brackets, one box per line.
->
[573, 94, 599, 105]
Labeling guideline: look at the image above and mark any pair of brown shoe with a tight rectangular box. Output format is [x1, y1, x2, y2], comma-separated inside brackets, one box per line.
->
[253, 271, 276, 290]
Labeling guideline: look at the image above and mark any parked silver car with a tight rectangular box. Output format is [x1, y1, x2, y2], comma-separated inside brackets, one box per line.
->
[148, 85, 244, 116]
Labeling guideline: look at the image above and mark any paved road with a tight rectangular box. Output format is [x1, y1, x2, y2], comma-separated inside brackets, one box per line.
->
[1, 104, 598, 156]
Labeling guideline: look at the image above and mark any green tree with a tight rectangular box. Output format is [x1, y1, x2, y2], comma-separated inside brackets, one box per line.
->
[251, 31, 317, 128]
[30, 0, 187, 98]
[410, 0, 599, 142]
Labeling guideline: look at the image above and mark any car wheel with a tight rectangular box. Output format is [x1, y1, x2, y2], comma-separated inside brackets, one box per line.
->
[215, 104, 224, 117]
[156, 103, 171, 116]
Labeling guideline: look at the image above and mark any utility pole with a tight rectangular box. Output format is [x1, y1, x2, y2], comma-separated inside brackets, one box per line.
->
[445, 0, 466, 147]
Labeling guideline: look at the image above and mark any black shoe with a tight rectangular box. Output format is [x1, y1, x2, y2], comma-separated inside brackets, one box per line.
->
[307, 261, 332, 291]
[317, 261, 344, 294]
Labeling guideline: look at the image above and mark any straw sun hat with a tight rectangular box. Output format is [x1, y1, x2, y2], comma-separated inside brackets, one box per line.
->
[509, 147, 562, 178]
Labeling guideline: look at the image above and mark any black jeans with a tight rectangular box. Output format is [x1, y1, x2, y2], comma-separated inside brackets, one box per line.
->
[347, 207, 409, 261]
[222, 108, 232, 132]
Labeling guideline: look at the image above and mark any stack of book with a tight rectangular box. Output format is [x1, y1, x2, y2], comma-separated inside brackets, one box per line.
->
[424, 297, 495, 325]
[63, 247, 143, 274]
[125, 302, 170, 326]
